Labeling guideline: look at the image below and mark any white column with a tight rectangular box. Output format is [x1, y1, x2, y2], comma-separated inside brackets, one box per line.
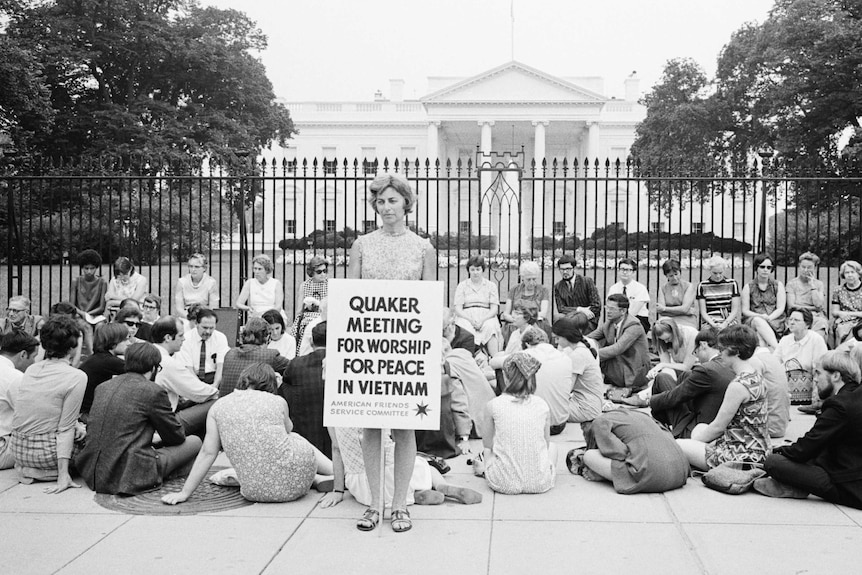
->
[532, 120, 548, 165]
[426, 121, 440, 161]
[479, 121, 494, 154]
[587, 121, 601, 162]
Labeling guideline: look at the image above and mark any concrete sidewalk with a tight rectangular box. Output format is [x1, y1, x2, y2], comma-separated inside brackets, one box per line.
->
[2, 410, 861, 575]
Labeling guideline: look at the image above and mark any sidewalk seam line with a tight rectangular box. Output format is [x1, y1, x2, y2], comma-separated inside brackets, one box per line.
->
[257, 500, 316, 574]
[51, 515, 134, 575]
[662, 493, 710, 575]
[486, 491, 496, 575]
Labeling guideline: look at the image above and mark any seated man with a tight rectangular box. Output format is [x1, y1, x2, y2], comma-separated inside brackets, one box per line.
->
[75, 342, 202, 495]
[755, 350, 862, 508]
[0, 295, 44, 337]
[521, 327, 574, 435]
[643, 327, 735, 438]
[0, 332, 40, 470]
[553, 254, 601, 331]
[587, 294, 650, 391]
[280, 322, 331, 458]
[178, 308, 229, 388]
[606, 258, 651, 334]
[151, 316, 219, 437]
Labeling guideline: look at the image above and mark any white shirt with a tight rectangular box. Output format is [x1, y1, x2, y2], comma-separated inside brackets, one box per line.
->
[0, 356, 23, 440]
[178, 328, 230, 375]
[525, 343, 574, 427]
[268, 334, 297, 360]
[608, 280, 650, 318]
[298, 317, 323, 357]
[773, 331, 829, 373]
[155, 345, 219, 411]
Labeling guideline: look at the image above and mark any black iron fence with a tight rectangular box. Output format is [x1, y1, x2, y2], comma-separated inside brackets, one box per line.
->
[2, 154, 862, 318]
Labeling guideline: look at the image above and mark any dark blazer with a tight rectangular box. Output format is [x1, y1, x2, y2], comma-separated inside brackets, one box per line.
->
[588, 315, 650, 387]
[554, 275, 601, 330]
[650, 356, 734, 436]
[450, 325, 477, 356]
[776, 383, 862, 483]
[75, 373, 186, 495]
[280, 348, 330, 458]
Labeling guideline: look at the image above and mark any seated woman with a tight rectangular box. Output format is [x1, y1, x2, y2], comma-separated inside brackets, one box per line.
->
[76, 342, 202, 495]
[697, 255, 741, 330]
[785, 251, 828, 339]
[263, 309, 297, 361]
[220, 318, 290, 397]
[10, 315, 86, 492]
[501, 299, 540, 354]
[49, 301, 94, 361]
[416, 342, 472, 459]
[114, 307, 145, 344]
[290, 256, 328, 352]
[775, 308, 828, 408]
[500, 261, 551, 345]
[830, 260, 862, 346]
[174, 253, 220, 321]
[741, 253, 786, 350]
[454, 255, 502, 356]
[552, 316, 603, 424]
[78, 322, 129, 421]
[676, 325, 770, 470]
[648, 318, 698, 382]
[656, 259, 698, 331]
[474, 351, 557, 494]
[104, 257, 148, 319]
[235, 254, 284, 318]
[576, 410, 689, 494]
[162, 363, 333, 504]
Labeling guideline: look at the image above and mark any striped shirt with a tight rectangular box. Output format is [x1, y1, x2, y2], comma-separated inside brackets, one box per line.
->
[697, 277, 740, 321]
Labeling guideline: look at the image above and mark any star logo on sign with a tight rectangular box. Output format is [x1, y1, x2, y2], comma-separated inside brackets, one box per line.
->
[414, 402, 430, 418]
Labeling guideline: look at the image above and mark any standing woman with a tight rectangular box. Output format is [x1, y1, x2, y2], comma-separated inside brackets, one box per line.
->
[656, 259, 698, 331]
[830, 260, 862, 346]
[741, 253, 786, 350]
[290, 255, 329, 350]
[454, 255, 503, 356]
[235, 254, 284, 318]
[347, 173, 436, 533]
[174, 253, 220, 321]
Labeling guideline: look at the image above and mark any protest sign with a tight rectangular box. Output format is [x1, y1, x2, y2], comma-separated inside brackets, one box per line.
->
[323, 278, 443, 430]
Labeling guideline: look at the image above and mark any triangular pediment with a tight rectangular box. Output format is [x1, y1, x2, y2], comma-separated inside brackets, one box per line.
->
[421, 61, 607, 104]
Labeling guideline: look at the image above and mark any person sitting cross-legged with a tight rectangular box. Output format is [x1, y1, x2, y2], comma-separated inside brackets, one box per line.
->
[0, 332, 40, 470]
[178, 308, 230, 388]
[754, 350, 862, 508]
[280, 322, 330, 458]
[75, 342, 202, 495]
[587, 293, 650, 393]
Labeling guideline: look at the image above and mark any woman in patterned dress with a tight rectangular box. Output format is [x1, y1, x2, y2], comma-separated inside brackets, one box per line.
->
[830, 260, 862, 346]
[289, 255, 328, 353]
[161, 363, 333, 504]
[454, 255, 502, 356]
[347, 173, 437, 533]
[741, 253, 786, 350]
[676, 325, 770, 470]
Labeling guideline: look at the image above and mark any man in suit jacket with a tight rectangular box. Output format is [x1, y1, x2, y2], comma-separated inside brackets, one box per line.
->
[644, 327, 734, 438]
[587, 294, 650, 389]
[75, 342, 201, 495]
[281, 322, 330, 458]
[554, 254, 601, 331]
[756, 350, 862, 508]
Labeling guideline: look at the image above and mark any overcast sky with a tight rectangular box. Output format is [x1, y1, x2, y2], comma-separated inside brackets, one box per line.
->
[206, 0, 775, 102]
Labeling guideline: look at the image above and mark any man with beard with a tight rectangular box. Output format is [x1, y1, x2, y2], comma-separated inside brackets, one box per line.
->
[755, 350, 862, 508]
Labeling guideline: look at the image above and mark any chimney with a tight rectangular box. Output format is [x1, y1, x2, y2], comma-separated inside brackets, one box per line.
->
[389, 79, 405, 102]
[624, 72, 639, 102]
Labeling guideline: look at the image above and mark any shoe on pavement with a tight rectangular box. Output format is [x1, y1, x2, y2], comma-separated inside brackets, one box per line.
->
[753, 478, 809, 499]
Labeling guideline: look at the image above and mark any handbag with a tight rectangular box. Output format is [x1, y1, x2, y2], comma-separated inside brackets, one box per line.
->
[785, 358, 813, 405]
[701, 461, 766, 495]
[416, 451, 450, 475]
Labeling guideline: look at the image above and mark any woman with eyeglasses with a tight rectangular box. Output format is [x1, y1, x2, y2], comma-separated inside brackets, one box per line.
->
[174, 253, 220, 321]
[775, 308, 828, 408]
[114, 308, 144, 344]
[235, 254, 284, 318]
[830, 260, 862, 346]
[741, 253, 786, 350]
[290, 256, 329, 353]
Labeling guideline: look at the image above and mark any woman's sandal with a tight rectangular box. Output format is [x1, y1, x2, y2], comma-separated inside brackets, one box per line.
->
[356, 508, 380, 532]
[390, 508, 412, 533]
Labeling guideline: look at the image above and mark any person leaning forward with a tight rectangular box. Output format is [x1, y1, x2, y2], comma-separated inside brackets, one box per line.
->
[587, 294, 649, 390]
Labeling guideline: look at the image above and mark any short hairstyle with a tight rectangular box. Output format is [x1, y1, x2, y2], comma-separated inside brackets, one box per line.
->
[466, 254, 487, 271]
[8, 295, 30, 309]
[753, 253, 774, 272]
[0, 331, 39, 355]
[618, 258, 636, 270]
[252, 254, 274, 274]
[557, 254, 577, 268]
[93, 323, 130, 353]
[798, 252, 820, 266]
[50, 301, 78, 317]
[40, 315, 81, 359]
[306, 255, 328, 277]
[151, 316, 179, 343]
[124, 342, 162, 374]
[694, 327, 720, 348]
[241, 317, 270, 345]
[661, 259, 681, 275]
[77, 249, 102, 268]
[520, 326, 548, 347]
[367, 173, 416, 215]
[236, 363, 278, 394]
[195, 308, 217, 324]
[519, 260, 540, 277]
[512, 299, 539, 324]
[119, 298, 140, 312]
[143, 294, 162, 310]
[717, 325, 758, 360]
[186, 303, 203, 323]
[261, 309, 285, 330]
[820, 350, 862, 385]
[188, 253, 207, 268]
[787, 307, 813, 328]
[705, 255, 728, 270]
[840, 260, 862, 280]
[115, 308, 142, 323]
[113, 256, 134, 276]
[311, 321, 327, 347]
[607, 293, 629, 309]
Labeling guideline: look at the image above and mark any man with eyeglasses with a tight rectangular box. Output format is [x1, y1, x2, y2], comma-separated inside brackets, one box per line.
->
[553, 255, 601, 331]
[0, 296, 44, 338]
[607, 258, 650, 334]
[587, 294, 650, 392]
[178, 308, 229, 388]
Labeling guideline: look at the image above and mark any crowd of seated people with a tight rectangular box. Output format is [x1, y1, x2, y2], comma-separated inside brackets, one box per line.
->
[4, 245, 862, 526]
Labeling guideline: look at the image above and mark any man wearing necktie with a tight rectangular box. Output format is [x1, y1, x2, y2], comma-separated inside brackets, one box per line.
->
[553, 255, 601, 331]
[178, 308, 229, 388]
[587, 294, 650, 391]
[607, 258, 651, 334]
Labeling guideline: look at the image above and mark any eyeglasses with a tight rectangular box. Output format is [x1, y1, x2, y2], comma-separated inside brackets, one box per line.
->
[6, 308, 27, 314]
[758, 265, 774, 270]
[123, 320, 140, 327]
[559, 266, 574, 273]
[314, 267, 328, 274]
[618, 267, 634, 272]
[142, 304, 158, 310]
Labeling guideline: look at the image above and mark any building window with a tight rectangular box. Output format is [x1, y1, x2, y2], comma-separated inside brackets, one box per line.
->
[363, 220, 377, 233]
[363, 158, 378, 175]
[322, 147, 337, 175]
[459, 221, 471, 236]
[285, 220, 296, 235]
[691, 221, 704, 235]
[324, 220, 336, 233]
[651, 222, 666, 234]
[553, 221, 566, 236]
[285, 147, 297, 173]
